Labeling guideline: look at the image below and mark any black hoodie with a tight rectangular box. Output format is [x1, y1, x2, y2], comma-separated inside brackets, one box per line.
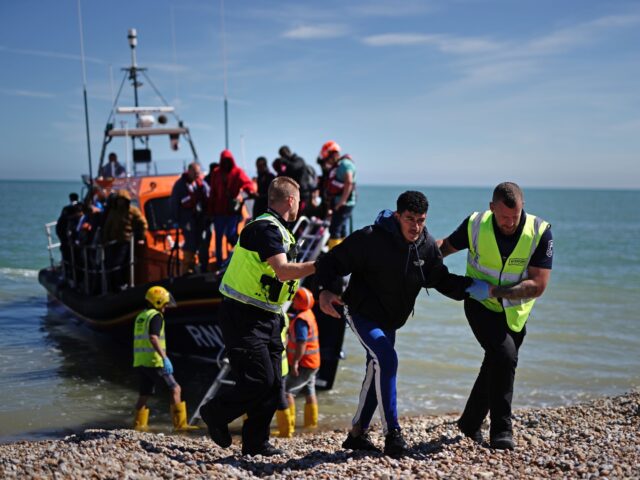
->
[315, 209, 471, 330]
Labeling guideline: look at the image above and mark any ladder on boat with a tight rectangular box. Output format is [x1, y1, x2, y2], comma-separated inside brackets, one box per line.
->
[189, 216, 330, 426]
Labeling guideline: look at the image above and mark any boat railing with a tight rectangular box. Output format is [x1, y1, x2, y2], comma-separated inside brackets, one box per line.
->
[291, 215, 330, 263]
[44, 221, 139, 296]
[45, 222, 61, 269]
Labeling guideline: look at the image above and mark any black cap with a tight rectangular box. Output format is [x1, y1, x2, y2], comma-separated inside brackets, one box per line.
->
[69, 193, 79, 202]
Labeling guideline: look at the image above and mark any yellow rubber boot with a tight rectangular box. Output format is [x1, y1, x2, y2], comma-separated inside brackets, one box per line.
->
[304, 403, 318, 428]
[327, 238, 344, 250]
[275, 409, 293, 438]
[171, 401, 199, 431]
[289, 402, 296, 434]
[134, 407, 149, 431]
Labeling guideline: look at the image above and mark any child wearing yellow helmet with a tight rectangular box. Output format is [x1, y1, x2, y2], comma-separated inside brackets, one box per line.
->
[132, 286, 197, 432]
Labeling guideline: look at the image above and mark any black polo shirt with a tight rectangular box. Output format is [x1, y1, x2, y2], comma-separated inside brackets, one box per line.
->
[239, 209, 289, 261]
[447, 211, 553, 269]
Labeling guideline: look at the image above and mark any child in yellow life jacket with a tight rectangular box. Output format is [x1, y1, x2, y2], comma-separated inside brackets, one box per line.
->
[132, 286, 197, 432]
[275, 287, 321, 436]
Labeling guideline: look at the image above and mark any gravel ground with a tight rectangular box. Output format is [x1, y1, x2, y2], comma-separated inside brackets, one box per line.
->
[1, 390, 638, 479]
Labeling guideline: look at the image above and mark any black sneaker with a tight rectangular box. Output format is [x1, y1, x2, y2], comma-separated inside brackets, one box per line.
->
[342, 431, 381, 452]
[457, 419, 483, 444]
[490, 431, 515, 450]
[242, 442, 284, 456]
[199, 404, 231, 448]
[383, 428, 408, 456]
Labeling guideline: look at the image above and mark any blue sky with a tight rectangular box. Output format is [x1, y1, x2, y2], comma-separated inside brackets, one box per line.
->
[1, 0, 639, 188]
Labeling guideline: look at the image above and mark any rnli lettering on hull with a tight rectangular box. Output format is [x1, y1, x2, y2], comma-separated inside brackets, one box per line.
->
[185, 324, 225, 349]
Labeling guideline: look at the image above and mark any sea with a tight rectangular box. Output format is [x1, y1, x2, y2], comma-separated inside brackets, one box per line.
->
[0, 180, 638, 443]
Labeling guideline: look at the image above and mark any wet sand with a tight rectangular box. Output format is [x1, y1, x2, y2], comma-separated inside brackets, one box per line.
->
[1, 390, 638, 479]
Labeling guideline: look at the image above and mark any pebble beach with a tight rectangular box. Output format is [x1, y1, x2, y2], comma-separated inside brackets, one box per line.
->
[1, 390, 638, 479]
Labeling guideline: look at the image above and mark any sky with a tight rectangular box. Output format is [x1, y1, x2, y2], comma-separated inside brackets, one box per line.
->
[1, 0, 639, 189]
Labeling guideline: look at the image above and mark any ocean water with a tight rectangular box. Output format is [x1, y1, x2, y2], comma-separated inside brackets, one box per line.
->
[0, 180, 638, 443]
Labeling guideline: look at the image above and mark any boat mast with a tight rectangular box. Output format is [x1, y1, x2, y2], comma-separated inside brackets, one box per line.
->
[220, 0, 229, 150]
[76, 0, 93, 184]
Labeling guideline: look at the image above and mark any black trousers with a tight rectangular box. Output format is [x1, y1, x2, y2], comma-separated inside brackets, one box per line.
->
[459, 299, 526, 436]
[206, 298, 284, 449]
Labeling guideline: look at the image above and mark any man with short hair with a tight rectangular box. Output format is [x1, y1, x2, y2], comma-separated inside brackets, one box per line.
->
[437, 182, 553, 450]
[170, 162, 209, 273]
[99, 152, 126, 178]
[316, 190, 481, 456]
[200, 176, 316, 456]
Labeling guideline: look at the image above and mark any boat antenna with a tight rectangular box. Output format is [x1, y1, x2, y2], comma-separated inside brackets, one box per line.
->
[220, 0, 229, 149]
[76, 0, 93, 184]
[128, 29, 141, 109]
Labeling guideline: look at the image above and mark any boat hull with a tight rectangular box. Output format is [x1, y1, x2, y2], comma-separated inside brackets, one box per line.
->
[39, 267, 345, 390]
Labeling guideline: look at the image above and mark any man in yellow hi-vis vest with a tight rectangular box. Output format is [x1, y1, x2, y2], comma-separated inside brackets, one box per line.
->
[133, 286, 197, 432]
[438, 182, 553, 450]
[200, 176, 316, 456]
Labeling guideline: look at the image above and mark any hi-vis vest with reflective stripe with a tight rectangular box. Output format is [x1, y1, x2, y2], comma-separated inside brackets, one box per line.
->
[287, 309, 320, 369]
[466, 211, 549, 333]
[219, 213, 299, 313]
[133, 308, 165, 368]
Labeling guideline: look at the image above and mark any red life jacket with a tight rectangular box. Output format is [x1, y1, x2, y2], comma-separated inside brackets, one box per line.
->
[324, 155, 354, 197]
[286, 309, 320, 369]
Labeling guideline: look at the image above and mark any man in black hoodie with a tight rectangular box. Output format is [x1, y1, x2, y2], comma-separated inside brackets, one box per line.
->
[315, 191, 490, 456]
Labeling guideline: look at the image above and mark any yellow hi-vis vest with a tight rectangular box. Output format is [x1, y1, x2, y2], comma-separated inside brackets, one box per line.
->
[133, 308, 165, 367]
[466, 211, 549, 333]
[219, 213, 299, 314]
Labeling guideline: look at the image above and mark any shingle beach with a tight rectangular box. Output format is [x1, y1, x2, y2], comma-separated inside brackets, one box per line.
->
[1, 390, 637, 479]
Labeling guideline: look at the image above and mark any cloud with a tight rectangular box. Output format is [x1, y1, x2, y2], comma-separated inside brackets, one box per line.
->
[526, 13, 640, 55]
[283, 24, 349, 40]
[0, 45, 104, 64]
[362, 33, 502, 54]
[349, 1, 435, 17]
[0, 87, 55, 99]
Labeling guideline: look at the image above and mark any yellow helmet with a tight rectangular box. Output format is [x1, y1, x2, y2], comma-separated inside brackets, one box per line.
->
[145, 286, 176, 309]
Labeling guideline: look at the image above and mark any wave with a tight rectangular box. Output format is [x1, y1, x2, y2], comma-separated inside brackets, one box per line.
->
[0, 267, 39, 279]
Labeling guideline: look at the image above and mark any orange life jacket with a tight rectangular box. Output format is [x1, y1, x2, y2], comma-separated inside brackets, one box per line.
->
[286, 309, 320, 369]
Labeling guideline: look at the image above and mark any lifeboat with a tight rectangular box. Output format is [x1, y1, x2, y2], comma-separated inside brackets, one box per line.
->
[38, 29, 346, 391]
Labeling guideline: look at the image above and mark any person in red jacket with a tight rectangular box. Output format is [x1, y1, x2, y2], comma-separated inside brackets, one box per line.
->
[207, 150, 256, 265]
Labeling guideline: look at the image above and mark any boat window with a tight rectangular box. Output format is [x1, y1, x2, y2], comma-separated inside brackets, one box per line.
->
[144, 197, 176, 231]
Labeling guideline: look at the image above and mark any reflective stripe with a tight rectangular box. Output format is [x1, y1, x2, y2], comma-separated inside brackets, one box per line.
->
[133, 347, 158, 354]
[133, 334, 165, 341]
[220, 283, 283, 313]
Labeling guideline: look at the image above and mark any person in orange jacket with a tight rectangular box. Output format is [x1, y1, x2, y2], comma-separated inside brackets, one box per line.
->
[278, 287, 321, 436]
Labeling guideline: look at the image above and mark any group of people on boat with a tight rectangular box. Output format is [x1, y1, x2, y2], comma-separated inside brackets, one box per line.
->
[168, 140, 357, 273]
[55, 182, 147, 293]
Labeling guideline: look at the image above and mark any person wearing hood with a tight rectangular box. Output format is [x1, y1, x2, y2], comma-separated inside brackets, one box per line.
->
[207, 150, 256, 266]
[315, 190, 489, 456]
[102, 189, 148, 291]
